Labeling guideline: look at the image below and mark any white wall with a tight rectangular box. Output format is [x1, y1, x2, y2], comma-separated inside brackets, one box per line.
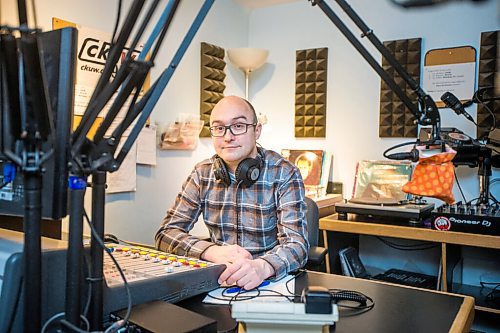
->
[2, 0, 499, 284]
[247, 0, 499, 284]
[249, 0, 499, 200]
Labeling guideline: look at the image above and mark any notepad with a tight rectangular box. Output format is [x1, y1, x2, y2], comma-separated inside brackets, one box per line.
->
[203, 275, 295, 305]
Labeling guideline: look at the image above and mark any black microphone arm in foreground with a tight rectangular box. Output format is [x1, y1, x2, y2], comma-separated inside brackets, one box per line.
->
[310, 0, 442, 143]
[64, 0, 215, 330]
[0, 26, 54, 333]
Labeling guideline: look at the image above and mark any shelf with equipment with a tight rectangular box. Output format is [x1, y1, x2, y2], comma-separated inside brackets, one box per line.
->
[309, 194, 343, 218]
[320, 215, 500, 314]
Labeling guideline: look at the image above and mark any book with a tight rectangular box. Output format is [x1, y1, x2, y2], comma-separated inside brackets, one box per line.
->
[282, 149, 324, 186]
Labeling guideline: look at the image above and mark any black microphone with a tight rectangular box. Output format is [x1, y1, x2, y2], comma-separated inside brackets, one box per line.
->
[441, 91, 475, 123]
[386, 148, 419, 162]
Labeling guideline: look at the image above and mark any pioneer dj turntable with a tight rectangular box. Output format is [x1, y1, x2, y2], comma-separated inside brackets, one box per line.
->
[335, 199, 435, 225]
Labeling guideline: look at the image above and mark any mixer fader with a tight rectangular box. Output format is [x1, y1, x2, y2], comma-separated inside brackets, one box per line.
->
[104, 244, 215, 286]
[102, 244, 225, 315]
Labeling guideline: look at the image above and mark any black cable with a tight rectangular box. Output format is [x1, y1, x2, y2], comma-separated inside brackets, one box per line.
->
[480, 281, 500, 287]
[489, 179, 499, 204]
[476, 96, 497, 134]
[83, 210, 132, 333]
[480, 282, 500, 309]
[328, 289, 375, 312]
[454, 169, 467, 203]
[208, 271, 375, 318]
[50, 209, 132, 333]
[376, 236, 439, 251]
[82, 252, 93, 318]
[383, 141, 418, 160]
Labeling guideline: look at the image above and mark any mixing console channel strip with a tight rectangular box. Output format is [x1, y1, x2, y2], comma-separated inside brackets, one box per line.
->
[102, 244, 225, 315]
[430, 203, 500, 236]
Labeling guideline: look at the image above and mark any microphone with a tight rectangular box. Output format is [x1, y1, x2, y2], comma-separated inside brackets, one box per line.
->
[441, 91, 475, 123]
[386, 148, 419, 162]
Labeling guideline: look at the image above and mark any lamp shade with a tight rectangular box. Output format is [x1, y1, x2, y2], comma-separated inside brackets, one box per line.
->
[227, 48, 269, 73]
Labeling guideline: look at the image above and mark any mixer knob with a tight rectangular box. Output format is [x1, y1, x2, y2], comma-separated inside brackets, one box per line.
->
[165, 267, 174, 273]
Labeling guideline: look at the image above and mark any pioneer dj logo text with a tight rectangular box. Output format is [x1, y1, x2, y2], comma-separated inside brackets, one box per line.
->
[449, 217, 491, 227]
[434, 216, 492, 231]
[78, 38, 141, 75]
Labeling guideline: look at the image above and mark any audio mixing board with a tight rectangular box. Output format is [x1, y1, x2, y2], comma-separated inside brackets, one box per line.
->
[0, 229, 224, 331]
[102, 244, 224, 314]
[430, 203, 499, 235]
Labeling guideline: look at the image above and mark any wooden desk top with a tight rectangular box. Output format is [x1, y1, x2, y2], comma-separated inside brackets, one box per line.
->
[320, 215, 500, 249]
[178, 271, 475, 333]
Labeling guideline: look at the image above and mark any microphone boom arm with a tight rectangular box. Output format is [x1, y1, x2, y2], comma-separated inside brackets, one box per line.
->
[311, 0, 441, 141]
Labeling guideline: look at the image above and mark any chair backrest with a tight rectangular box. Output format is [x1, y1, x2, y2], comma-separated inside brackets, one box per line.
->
[304, 197, 320, 247]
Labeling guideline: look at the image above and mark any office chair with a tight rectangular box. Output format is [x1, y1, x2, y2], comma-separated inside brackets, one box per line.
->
[304, 197, 328, 272]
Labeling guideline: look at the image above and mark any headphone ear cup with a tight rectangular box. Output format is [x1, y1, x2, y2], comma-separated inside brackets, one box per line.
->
[235, 158, 261, 187]
[213, 157, 231, 186]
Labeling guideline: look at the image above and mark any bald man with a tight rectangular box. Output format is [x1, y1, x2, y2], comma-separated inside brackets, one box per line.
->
[155, 96, 308, 290]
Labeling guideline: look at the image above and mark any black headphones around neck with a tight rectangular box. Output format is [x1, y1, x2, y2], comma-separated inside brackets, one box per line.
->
[213, 149, 263, 187]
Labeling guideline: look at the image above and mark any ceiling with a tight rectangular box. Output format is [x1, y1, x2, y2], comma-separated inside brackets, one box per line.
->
[232, 0, 301, 9]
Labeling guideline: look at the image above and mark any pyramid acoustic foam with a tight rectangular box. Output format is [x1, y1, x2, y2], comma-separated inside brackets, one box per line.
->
[295, 47, 328, 138]
[379, 38, 421, 138]
[200, 42, 226, 137]
[477, 30, 499, 139]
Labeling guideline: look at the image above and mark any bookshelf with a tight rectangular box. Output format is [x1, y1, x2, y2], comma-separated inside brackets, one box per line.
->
[319, 215, 500, 314]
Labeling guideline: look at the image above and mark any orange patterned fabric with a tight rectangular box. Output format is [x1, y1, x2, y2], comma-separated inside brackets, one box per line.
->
[402, 146, 456, 204]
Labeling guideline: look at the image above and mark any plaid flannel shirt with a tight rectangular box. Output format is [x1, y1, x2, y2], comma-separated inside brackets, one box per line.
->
[155, 148, 309, 280]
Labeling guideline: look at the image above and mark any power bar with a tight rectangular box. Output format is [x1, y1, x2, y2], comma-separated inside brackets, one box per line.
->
[232, 301, 339, 333]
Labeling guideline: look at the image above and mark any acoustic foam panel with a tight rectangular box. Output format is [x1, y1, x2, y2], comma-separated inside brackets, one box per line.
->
[379, 38, 422, 138]
[477, 30, 499, 139]
[295, 47, 328, 138]
[200, 42, 226, 137]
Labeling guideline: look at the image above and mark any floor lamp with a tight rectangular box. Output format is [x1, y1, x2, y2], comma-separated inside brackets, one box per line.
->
[227, 48, 269, 100]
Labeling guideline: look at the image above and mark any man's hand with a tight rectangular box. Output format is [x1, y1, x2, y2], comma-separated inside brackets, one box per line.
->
[218, 258, 275, 290]
[201, 244, 252, 264]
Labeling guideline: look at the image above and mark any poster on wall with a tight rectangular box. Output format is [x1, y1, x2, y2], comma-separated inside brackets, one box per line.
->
[422, 46, 477, 107]
[53, 18, 149, 193]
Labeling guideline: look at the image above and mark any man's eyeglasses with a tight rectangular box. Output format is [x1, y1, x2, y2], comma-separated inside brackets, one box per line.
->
[209, 123, 256, 137]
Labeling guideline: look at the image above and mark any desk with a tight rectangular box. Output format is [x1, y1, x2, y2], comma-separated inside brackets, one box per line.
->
[311, 194, 342, 218]
[178, 271, 474, 333]
[319, 215, 500, 314]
